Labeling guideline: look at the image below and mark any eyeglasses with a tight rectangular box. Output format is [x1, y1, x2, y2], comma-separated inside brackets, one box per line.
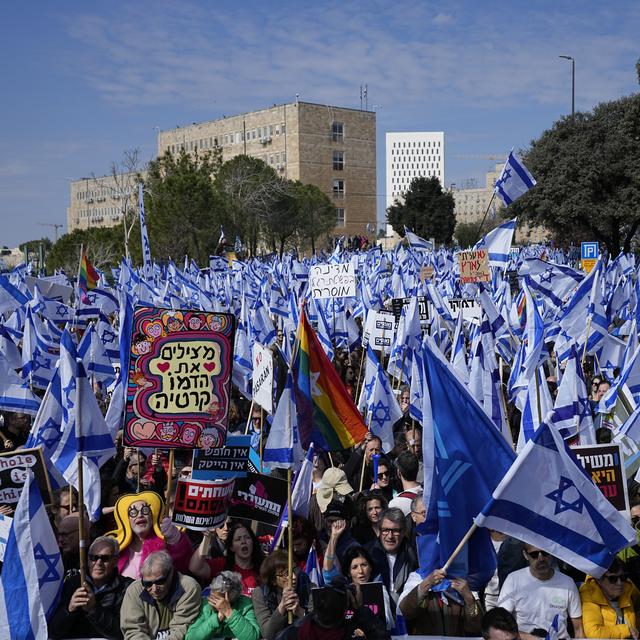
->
[411, 510, 427, 517]
[128, 504, 152, 518]
[603, 573, 628, 584]
[381, 528, 402, 536]
[377, 471, 390, 478]
[526, 550, 550, 559]
[89, 554, 114, 564]
[275, 571, 289, 579]
[142, 573, 170, 588]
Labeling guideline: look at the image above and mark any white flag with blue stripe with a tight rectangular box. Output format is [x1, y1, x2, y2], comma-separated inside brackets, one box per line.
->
[494, 151, 536, 206]
[475, 218, 517, 269]
[0, 470, 63, 639]
[476, 419, 636, 578]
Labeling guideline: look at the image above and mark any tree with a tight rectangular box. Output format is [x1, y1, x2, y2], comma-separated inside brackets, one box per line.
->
[144, 148, 226, 265]
[46, 227, 125, 275]
[215, 155, 284, 256]
[454, 215, 505, 248]
[511, 91, 640, 255]
[386, 176, 456, 244]
[289, 182, 336, 254]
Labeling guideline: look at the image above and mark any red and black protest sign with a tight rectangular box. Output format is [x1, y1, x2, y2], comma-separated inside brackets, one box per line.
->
[228, 472, 288, 527]
[171, 477, 235, 531]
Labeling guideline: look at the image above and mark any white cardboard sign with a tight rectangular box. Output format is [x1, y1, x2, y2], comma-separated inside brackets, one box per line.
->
[309, 263, 357, 299]
[252, 343, 274, 414]
[362, 310, 396, 351]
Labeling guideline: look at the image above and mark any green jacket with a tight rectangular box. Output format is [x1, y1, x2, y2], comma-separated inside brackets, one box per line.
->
[184, 595, 260, 640]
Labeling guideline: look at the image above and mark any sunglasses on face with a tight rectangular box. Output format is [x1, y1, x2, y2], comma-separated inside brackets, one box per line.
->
[128, 504, 152, 518]
[142, 573, 170, 588]
[89, 554, 114, 564]
[377, 471, 390, 478]
[526, 550, 550, 559]
[603, 573, 628, 584]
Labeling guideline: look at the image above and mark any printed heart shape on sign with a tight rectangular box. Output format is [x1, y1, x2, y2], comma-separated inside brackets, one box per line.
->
[157, 362, 170, 373]
[203, 362, 216, 372]
[143, 320, 163, 339]
[131, 420, 156, 441]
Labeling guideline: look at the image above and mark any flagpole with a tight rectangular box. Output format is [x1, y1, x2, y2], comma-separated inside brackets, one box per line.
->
[581, 317, 593, 365]
[75, 359, 88, 585]
[473, 191, 497, 245]
[442, 523, 478, 572]
[287, 467, 294, 625]
[244, 400, 255, 435]
[359, 413, 374, 492]
[259, 407, 264, 474]
[164, 449, 175, 519]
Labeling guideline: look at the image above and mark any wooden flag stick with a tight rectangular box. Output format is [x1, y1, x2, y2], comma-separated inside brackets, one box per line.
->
[244, 400, 255, 435]
[287, 467, 294, 625]
[442, 523, 478, 572]
[259, 407, 264, 474]
[164, 449, 175, 518]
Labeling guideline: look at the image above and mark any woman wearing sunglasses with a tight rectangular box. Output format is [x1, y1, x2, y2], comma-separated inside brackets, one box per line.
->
[580, 558, 640, 638]
[107, 491, 193, 580]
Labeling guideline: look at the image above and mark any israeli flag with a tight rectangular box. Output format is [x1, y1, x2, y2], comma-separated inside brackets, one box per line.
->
[404, 227, 433, 251]
[0, 351, 41, 415]
[0, 470, 63, 639]
[137, 183, 152, 276]
[476, 420, 636, 578]
[475, 218, 517, 269]
[494, 151, 536, 206]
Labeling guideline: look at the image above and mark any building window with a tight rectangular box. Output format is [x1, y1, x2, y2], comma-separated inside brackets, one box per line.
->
[333, 151, 344, 170]
[332, 122, 344, 142]
[336, 208, 345, 226]
[333, 179, 345, 197]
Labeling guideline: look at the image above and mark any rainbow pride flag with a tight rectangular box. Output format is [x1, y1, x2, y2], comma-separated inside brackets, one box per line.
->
[78, 248, 99, 303]
[294, 308, 367, 450]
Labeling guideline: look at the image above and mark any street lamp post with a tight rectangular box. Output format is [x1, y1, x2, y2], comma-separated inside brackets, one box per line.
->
[559, 55, 575, 118]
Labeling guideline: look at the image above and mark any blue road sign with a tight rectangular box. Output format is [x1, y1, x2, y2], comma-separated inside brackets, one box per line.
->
[581, 242, 599, 260]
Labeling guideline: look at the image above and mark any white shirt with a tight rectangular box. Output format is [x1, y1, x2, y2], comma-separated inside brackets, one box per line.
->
[498, 567, 582, 639]
[388, 486, 423, 516]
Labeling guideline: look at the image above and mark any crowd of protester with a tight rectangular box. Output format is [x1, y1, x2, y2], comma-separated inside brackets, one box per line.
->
[1, 341, 640, 640]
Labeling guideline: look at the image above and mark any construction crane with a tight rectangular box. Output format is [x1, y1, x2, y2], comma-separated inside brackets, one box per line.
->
[38, 222, 64, 242]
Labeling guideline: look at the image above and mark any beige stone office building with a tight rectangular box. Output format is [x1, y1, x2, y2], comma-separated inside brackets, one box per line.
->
[157, 101, 377, 237]
[67, 171, 142, 232]
[452, 164, 547, 244]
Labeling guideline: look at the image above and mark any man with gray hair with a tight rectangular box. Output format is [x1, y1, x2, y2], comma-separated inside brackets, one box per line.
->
[49, 536, 132, 639]
[121, 550, 201, 640]
[365, 507, 418, 609]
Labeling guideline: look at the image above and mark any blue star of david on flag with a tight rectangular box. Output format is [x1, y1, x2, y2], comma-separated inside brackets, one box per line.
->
[546, 476, 584, 515]
[33, 543, 62, 585]
[370, 399, 392, 429]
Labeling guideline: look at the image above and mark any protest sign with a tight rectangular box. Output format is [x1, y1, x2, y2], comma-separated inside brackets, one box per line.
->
[457, 249, 490, 284]
[334, 582, 385, 624]
[362, 309, 395, 350]
[0, 513, 10, 562]
[192, 435, 251, 480]
[0, 447, 52, 506]
[172, 477, 235, 531]
[309, 263, 357, 299]
[391, 296, 429, 328]
[419, 265, 435, 282]
[228, 472, 287, 527]
[572, 443, 628, 513]
[252, 343, 273, 414]
[449, 298, 482, 322]
[124, 307, 236, 450]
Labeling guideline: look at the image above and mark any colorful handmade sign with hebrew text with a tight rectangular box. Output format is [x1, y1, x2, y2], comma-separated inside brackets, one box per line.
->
[124, 307, 235, 449]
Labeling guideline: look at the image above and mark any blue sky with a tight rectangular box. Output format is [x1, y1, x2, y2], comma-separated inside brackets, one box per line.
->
[2, 1, 638, 248]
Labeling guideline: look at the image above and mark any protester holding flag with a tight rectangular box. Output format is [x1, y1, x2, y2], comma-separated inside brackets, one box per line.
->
[49, 536, 131, 640]
[251, 549, 312, 640]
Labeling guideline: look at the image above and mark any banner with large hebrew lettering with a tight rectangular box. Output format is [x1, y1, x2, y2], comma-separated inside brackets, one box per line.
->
[572, 443, 629, 514]
[124, 307, 236, 449]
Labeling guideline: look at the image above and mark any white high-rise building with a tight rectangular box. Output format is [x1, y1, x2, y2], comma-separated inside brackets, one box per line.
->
[385, 131, 445, 212]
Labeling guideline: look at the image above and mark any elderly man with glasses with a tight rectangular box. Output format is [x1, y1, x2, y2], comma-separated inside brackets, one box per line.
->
[121, 550, 201, 640]
[49, 536, 132, 639]
[498, 543, 584, 640]
[365, 506, 418, 609]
